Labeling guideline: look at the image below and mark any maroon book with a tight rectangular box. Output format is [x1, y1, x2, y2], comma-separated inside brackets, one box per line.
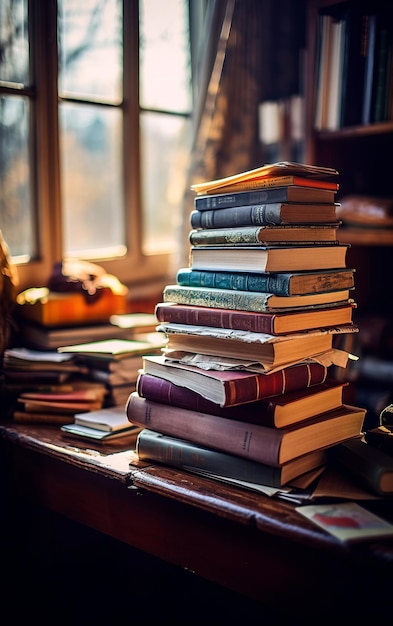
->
[137, 372, 346, 428]
[126, 392, 365, 466]
[155, 301, 354, 335]
[140, 354, 328, 407]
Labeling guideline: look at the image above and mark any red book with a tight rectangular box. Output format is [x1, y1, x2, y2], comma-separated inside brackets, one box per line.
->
[136, 373, 347, 428]
[154, 302, 354, 335]
[126, 393, 365, 466]
[140, 354, 328, 407]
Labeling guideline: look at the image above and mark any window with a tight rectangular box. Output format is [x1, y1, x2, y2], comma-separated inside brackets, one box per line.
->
[0, 0, 192, 291]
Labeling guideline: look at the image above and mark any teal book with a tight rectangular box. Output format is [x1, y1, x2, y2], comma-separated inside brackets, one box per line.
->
[175, 267, 355, 296]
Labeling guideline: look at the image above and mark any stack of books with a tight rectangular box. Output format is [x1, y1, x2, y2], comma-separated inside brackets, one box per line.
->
[58, 337, 166, 407]
[60, 404, 142, 444]
[126, 162, 366, 492]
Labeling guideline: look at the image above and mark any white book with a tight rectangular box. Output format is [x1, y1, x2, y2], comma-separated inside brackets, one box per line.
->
[73, 405, 131, 432]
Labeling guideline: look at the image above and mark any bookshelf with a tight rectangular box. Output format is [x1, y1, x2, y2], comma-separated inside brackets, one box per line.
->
[305, 0, 393, 425]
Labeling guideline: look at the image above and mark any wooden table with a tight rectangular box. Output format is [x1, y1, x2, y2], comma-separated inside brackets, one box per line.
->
[1, 419, 393, 620]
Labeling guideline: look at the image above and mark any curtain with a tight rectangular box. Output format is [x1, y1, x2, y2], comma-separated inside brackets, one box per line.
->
[177, 0, 306, 269]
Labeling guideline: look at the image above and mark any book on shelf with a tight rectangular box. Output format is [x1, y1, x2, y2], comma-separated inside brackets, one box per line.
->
[295, 502, 393, 543]
[190, 244, 350, 273]
[361, 13, 377, 125]
[188, 224, 339, 246]
[371, 22, 391, 123]
[140, 354, 328, 407]
[176, 268, 355, 296]
[136, 429, 329, 488]
[330, 436, 393, 497]
[162, 284, 354, 313]
[190, 203, 340, 229]
[190, 161, 338, 195]
[60, 422, 142, 443]
[194, 186, 337, 211]
[136, 373, 347, 429]
[126, 393, 366, 466]
[157, 323, 355, 369]
[155, 302, 355, 335]
[339, 2, 367, 127]
[73, 404, 133, 432]
[364, 426, 393, 457]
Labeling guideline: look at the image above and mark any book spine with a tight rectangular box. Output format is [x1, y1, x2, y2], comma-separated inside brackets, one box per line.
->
[190, 204, 288, 228]
[136, 429, 283, 487]
[189, 227, 265, 246]
[155, 303, 276, 333]
[136, 372, 276, 423]
[126, 393, 282, 466]
[176, 268, 291, 295]
[194, 188, 292, 211]
[163, 285, 272, 313]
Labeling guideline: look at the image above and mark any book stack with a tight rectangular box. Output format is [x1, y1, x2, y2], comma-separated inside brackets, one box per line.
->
[126, 162, 366, 492]
[60, 404, 142, 444]
[58, 337, 166, 407]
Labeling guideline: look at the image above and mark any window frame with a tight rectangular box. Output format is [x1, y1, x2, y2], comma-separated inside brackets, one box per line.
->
[11, 0, 190, 293]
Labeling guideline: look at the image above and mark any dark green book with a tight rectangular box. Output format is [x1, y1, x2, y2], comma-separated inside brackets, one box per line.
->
[330, 436, 393, 496]
[136, 429, 328, 488]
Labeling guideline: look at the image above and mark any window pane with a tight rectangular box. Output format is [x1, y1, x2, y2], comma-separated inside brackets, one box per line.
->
[0, 96, 34, 259]
[0, 0, 29, 85]
[58, 0, 122, 103]
[140, 0, 191, 113]
[59, 103, 125, 258]
[141, 111, 191, 254]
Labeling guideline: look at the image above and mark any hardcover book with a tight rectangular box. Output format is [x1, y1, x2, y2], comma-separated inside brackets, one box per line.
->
[136, 429, 329, 488]
[61, 422, 141, 443]
[194, 186, 337, 211]
[331, 436, 393, 496]
[192, 175, 339, 195]
[176, 268, 355, 296]
[190, 244, 349, 273]
[190, 203, 340, 228]
[155, 302, 355, 335]
[157, 323, 354, 369]
[126, 393, 366, 466]
[190, 161, 338, 195]
[140, 354, 328, 406]
[162, 284, 353, 313]
[136, 373, 347, 428]
[73, 405, 133, 432]
[188, 225, 339, 245]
